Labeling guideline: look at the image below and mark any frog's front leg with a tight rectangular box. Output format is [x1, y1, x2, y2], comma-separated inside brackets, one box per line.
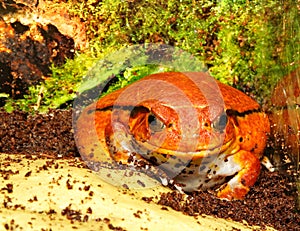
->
[217, 150, 261, 200]
[104, 120, 142, 164]
[105, 121, 172, 185]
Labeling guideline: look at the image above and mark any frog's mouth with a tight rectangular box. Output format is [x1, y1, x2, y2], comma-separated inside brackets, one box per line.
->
[106, 119, 239, 165]
[135, 137, 239, 160]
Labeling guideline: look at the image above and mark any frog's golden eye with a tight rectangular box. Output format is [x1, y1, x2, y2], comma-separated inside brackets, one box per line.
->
[148, 113, 166, 133]
[212, 111, 228, 133]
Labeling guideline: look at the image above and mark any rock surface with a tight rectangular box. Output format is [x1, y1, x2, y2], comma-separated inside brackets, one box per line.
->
[0, 153, 272, 231]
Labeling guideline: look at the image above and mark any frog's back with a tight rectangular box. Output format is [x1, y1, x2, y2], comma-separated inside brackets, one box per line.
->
[95, 72, 260, 114]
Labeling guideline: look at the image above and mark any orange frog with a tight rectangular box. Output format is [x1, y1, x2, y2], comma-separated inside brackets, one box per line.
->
[75, 72, 270, 200]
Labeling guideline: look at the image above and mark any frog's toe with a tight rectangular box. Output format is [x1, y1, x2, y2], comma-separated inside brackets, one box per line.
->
[217, 177, 250, 200]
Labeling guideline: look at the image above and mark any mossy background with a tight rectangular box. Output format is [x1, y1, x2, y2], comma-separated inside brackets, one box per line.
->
[2, 0, 300, 112]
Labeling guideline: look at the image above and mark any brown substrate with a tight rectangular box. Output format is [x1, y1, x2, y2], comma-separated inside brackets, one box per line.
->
[0, 109, 78, 157]
[0, 109, 299, 230]
[158, 169, 300, 231]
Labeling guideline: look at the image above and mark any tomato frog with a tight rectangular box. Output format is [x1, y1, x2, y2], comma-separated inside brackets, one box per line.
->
[75, 72, 270, 200]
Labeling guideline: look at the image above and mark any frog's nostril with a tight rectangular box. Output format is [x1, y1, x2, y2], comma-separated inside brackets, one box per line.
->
[204, 121, 210, 127]
[167, 123, 174, 128]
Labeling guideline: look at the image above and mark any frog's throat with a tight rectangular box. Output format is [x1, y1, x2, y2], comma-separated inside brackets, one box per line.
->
[136, 138, 239, 159]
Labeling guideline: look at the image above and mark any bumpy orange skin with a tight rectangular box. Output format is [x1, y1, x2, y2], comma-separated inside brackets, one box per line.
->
[75, 72, 270, 200]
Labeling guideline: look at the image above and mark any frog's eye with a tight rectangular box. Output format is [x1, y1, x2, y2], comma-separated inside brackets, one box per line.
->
[148, 113, 166, 133]
[212, 112, 228, 132]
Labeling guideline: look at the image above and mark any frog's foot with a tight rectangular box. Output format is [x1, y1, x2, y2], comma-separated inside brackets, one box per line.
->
[261, 156, 275, 172]
[217, 151, 261, 200]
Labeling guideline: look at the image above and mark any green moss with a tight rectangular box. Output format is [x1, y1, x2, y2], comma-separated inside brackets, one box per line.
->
[2, 0, 299, 112]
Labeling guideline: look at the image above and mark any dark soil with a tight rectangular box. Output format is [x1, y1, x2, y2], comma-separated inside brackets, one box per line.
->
[0, 109, 78, 157]
[0, 109, 299, 230]
[0, 12, 75, 104]
[158, 169, 300, 231]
